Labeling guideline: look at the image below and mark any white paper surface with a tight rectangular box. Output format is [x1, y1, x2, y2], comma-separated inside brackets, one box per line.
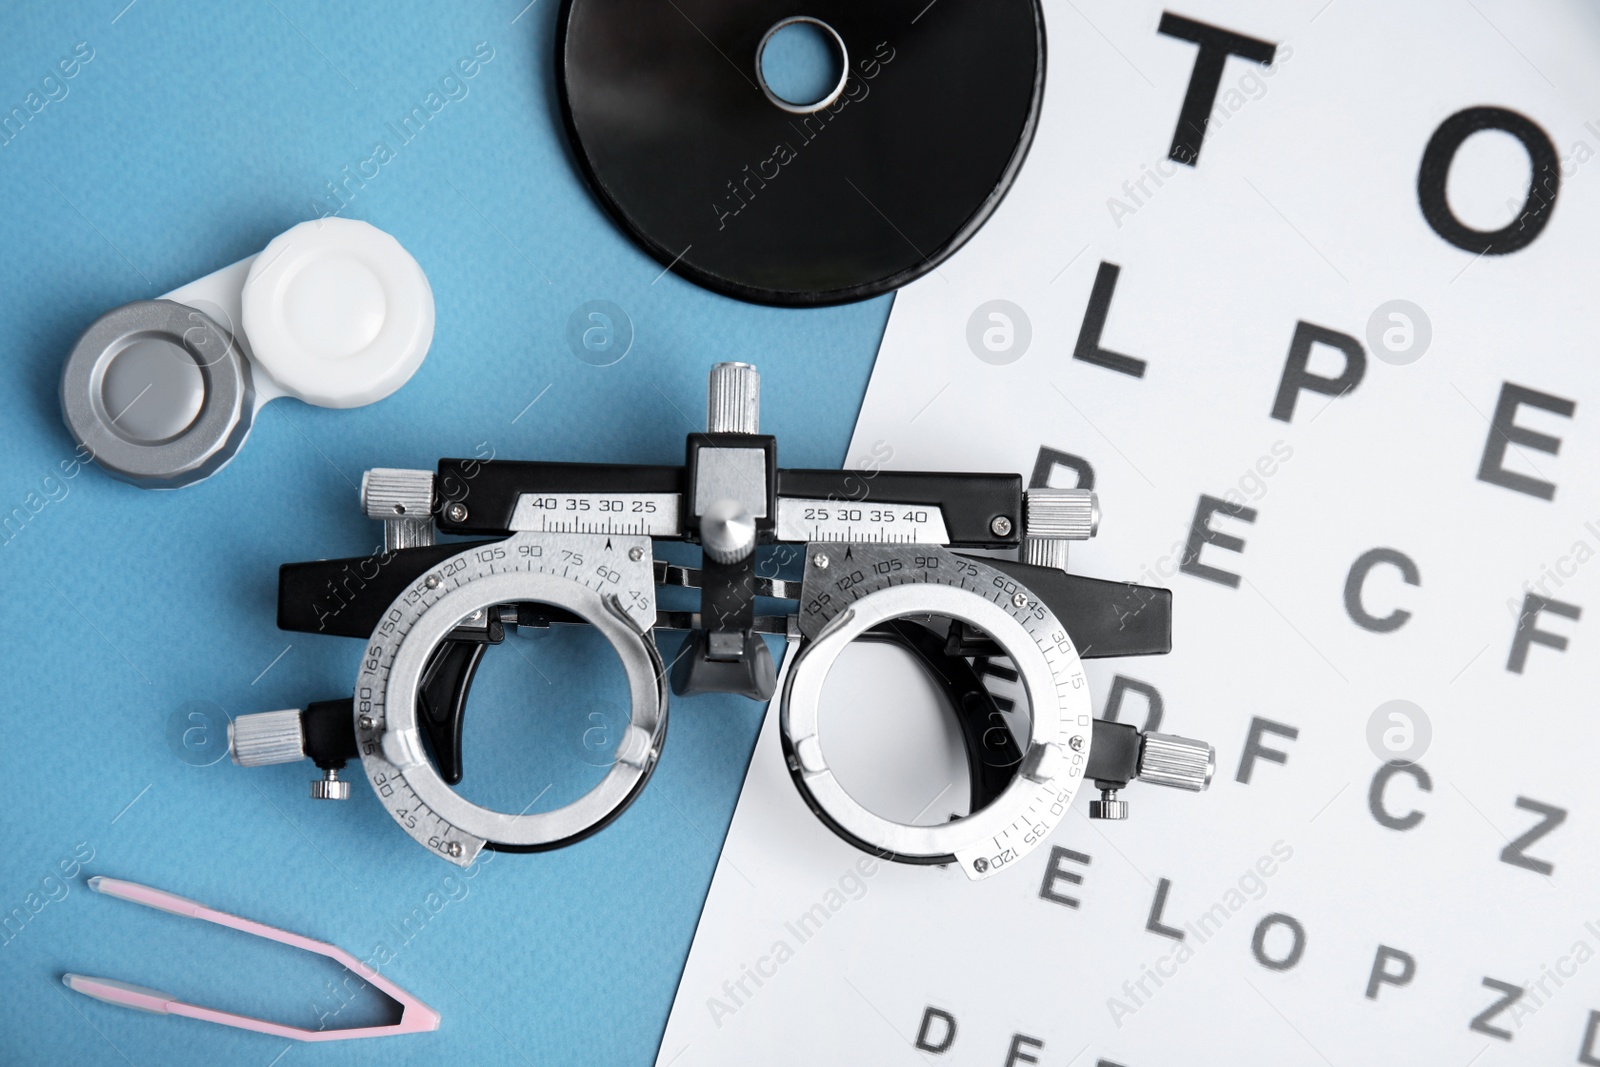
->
[661, 2, 1600, 1063]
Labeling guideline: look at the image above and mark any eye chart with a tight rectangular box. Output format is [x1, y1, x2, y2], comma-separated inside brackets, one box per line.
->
[660, 1, 1600, 1064]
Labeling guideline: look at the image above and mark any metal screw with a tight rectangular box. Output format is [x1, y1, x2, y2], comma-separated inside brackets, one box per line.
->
[425, 574, 441, 589]
[1012, 592, 1028, 608]
[358, 714, 375, 731]
[629, 546, 645, 562]
[309, 767, 351, 801]
[446, 841, 463, 859]
[1089, 787, 1129, 820]
[990, 516, 1013, 537]
[813, 553, 830, 569]
[445, 502, 468, 523]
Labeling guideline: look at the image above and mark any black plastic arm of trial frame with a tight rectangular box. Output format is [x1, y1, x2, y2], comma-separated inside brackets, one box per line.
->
[430, 458, 1024, 548]
[1086, 719, 1142, 786]
[962, 557, 1173, 660]
[302, 698, 359, 770]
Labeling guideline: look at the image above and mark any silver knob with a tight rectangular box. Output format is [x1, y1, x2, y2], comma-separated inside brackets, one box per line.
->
[310, 767, 351, 801]
[1023, 537, 1071, 571]
[1138, 732, 1215, 792]
[1089, 788, 1129, 820]
[707, 362, 760, 434]
[362, 468, 435, 550]
[229, 709, 305, 767]
[1025, 487, 1099, 540]
[700, 498, 757, 564]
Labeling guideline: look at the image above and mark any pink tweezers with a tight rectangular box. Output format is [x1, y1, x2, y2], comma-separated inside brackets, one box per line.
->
[63, 876, 440, 1041]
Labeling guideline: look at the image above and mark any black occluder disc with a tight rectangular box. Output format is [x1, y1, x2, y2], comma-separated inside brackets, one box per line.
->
[557, 0, 1046, 307]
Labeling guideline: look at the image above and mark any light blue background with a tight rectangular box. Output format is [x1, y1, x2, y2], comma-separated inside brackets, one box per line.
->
[0, 3, 888, 1064]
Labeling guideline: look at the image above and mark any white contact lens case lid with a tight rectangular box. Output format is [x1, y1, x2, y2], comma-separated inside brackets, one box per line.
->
[241, 218, 434, 409]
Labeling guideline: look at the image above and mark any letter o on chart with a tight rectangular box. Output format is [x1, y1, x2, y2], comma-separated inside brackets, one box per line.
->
[1252, 912, 1306, 971]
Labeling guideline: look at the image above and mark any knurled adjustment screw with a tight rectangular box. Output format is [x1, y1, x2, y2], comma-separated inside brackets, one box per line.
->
[310, 767, 351, 801]
[228, 709, 306, 768]
[1089, 787, 1129, 820]
[1025, 487, 1099, 540]
[700, 499, 756, 564]
[706, 362, 760, 434]
[361, 468, 436, 550]
[1137, 732, 1215, 792]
